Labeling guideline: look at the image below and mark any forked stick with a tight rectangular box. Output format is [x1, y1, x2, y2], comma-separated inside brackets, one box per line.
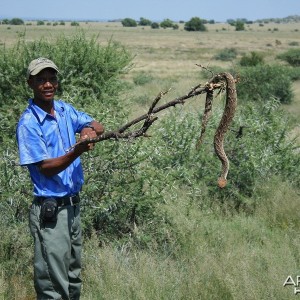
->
[67, 76, 224, 151]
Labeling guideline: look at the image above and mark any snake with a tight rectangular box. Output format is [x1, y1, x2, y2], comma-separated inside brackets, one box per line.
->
[197, 72, 237, 188]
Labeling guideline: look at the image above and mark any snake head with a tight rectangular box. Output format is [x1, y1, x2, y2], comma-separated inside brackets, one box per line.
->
[218, 178, 227, 188]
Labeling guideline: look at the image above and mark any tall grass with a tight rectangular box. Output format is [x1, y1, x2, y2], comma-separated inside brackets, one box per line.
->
[80, 178, 299, 300]
[1, 178, 299, 299]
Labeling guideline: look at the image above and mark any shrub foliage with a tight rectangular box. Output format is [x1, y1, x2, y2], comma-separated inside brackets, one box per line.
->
[214, 48, 238, 61]
[184, 17, 207, 31]
[240, 51, 265, 66]
[237, 64, 293, 104]
[277, 48, 300, 66]
[121, 18, 137, 27]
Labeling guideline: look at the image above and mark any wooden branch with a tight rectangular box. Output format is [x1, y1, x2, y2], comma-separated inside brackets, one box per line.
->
[66, 75, 225, 152]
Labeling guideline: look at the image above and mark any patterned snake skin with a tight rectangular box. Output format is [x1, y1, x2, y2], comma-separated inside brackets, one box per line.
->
[197, 72, 237, 188]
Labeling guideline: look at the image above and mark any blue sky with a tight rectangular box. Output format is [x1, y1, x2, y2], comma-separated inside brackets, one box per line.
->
[1, 0, 299, 22]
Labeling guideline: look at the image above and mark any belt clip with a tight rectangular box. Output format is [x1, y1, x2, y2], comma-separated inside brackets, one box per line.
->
[69, 197, 74, 206]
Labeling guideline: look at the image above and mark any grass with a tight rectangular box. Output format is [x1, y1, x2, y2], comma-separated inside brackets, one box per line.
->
[285, 80, 300, 144]
[1, 21, 300, 71]
[80, 179, 300, 300]
[2, 178, 299, 299]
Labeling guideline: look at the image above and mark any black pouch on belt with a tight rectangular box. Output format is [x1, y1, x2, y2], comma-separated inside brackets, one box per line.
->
[40, 198, 58, 223]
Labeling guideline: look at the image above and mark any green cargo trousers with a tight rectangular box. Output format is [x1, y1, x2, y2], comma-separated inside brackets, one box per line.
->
[29, 199, 82, 300]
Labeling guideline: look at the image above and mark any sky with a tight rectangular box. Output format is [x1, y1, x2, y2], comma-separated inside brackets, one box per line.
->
[1, 0, 300, 22]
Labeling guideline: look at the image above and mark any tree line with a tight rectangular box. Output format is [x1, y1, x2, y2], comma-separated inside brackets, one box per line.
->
[121, 16, 212, 31]
[2, 15, 299, 31]
[0, 17, 242, 31]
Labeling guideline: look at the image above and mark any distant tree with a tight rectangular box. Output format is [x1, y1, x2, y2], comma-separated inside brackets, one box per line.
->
[71, 21, 80, 26]
[10, 18, 24, 25]
[122, 18, 137, 27]
[235, 20, 245, 31]
[37, 20, 45, 26]
[160, 19, 174, 29]
[1, 19, 10, 25]
[172, 24, 179, 30]
[238, 18, 248, 23]
[151, 22, 159, 29]
[227, 19, 236, 26]
[184, 17, 207, 31]
[139, 17, 152, 26]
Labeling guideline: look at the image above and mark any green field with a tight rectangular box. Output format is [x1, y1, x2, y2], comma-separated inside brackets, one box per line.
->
[1, 20, 300, 299]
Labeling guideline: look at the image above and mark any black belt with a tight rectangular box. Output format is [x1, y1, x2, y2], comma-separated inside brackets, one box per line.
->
[35, 194, 80, 207]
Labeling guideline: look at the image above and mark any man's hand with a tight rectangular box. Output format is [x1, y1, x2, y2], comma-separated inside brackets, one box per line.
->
[79, 121, 104, 151]
[77, 128, 97, 153]
[88, 120, 105, 136]
[37, 121, 104, 176]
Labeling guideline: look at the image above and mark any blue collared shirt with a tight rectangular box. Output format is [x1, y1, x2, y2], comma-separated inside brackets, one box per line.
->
[16, 98, 93, 197]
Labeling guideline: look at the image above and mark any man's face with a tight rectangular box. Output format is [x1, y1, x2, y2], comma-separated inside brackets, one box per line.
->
[28, 68, 58, 103]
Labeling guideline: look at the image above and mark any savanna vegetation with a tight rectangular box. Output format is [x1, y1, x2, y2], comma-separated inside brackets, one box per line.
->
[0, 19, 300, 299]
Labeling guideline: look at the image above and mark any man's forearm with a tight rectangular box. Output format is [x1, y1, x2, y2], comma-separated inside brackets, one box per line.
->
[38, 150, 81, 177]
[39, 121, 104, 177]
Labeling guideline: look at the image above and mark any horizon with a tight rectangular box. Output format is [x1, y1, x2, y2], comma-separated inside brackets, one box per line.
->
[2, 0, 300, 24]
[1, 14, 299, 24]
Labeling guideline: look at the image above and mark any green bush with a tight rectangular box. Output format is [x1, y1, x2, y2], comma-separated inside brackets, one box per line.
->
[9, 18, 24, 25]
[240, 51, 265, 66]
[235, 20, 245, 31]
[237, 65, 293, 104]
[288, 41, 299, 46]
[121, 18, 137, 27]
[184, 17, 207, 31]
[160, 19, 175, 29]
[287, 65, 300, 80]
[139, 17, 152, 26]
[277, 48, 300, 66]
[148, 97, 299, 204]
[151, 22, 160, 29]
[70, 21, 80, 26]
[0, 31, 133, 130]
[214, 48, 238, 61]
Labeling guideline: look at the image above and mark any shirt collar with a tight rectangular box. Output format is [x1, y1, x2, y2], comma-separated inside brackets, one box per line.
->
[29, 98, 63, 123]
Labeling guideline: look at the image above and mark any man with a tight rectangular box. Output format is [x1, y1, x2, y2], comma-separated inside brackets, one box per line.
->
[16, 57, 104, 299]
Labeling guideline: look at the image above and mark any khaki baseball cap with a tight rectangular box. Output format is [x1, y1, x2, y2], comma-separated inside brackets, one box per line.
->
[27, 57, 59, 79]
